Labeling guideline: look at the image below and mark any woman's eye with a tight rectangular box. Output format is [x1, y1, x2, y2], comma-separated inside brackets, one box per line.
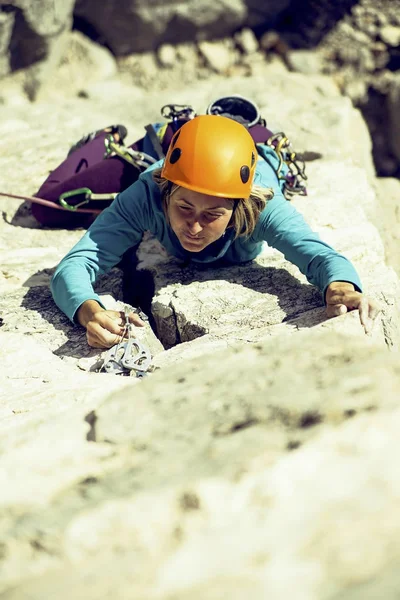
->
[205, 213, 222, 220]
[178, 205, 191, 211]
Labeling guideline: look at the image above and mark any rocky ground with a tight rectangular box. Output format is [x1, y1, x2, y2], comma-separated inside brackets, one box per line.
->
[1, 32, 400, 600]
[2, 0, 400, 178]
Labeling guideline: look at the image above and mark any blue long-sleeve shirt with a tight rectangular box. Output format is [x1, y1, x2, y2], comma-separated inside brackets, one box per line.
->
[51, 148, 362, 323]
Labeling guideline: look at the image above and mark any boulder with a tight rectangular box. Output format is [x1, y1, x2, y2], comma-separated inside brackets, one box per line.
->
[380, 24, 400, 46]
[0, 1, 75, 91]
[74, 0, 247, 55]
[198, 39, 237, 73]
[73, 0, 292, 55]
[5, 0, 75, 38]
[53, 31, 118, 95]
[234, 28, 259, 55]
[156, 43, 177, 68]
[286, 49, 324, 74]
[3, 331, 400, 599]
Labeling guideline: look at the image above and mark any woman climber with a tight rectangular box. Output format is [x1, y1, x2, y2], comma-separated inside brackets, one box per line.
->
[49, 110, 380, 348]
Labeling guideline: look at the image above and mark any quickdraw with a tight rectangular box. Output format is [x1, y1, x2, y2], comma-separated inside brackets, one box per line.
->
[100, 310, 153, 377]
[265, 132, 308, 199]
[104, 135, 157, 170]
[161, 104, 196, 122]
[160, 104, 196, 133]
[59, 187, 118, 211]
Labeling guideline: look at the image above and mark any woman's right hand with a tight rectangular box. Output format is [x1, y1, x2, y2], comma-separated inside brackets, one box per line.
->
[76, 300, 145, 348]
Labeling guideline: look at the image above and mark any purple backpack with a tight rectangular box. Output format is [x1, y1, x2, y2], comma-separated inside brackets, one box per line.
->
[0, 96, 308, 228]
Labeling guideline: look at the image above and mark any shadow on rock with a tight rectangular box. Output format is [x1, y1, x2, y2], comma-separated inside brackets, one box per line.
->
[7, 202, 93, 230]
[125, 258, 326, 347]
[10, 267, 126, 359]
[274, 0, 360, 48]
[3, 244, 325, 360]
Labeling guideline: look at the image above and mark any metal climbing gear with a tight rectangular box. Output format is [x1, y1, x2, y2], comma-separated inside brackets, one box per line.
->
[161, 104, 196, 123]
[59, 187, 118, 211]
[104, 135, 157, 170]
[0, 191, 103, 214]
[206, 95, 262, 128]
[161, 104, 196, 133]
[265, 132, 307, 199]
[101, 310, 153, 377]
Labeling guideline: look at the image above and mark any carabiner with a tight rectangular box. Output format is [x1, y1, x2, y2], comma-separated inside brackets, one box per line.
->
[121, 338, 152, 372]
[59, 188, 93, 210]
[161, 104, 196, 122]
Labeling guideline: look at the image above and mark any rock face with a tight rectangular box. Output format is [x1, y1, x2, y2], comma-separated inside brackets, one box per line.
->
[0, 0, 75, 93]
[0, 0, 293, 98]
[2, 0, 400, 180]
[283, 0, 400, 177]
[3, 331, 400, 600]
[0, 60, 400, 598]
[0, 0, 291, 75]
[74, 0, 292, 55]
[74, 0, 245, 55]
[388, 73, 400, 164]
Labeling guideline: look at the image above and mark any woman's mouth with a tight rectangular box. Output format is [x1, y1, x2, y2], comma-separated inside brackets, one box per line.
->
[183, 232, 203, 242]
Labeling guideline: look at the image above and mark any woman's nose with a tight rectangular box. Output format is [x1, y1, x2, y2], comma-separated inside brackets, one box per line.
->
[187, 218, 203, 234]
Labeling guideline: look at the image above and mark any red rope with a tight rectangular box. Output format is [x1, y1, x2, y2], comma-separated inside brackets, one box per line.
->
[0, 192, 102, 214]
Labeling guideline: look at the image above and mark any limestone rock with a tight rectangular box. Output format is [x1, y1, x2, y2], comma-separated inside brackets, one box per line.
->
[3, 332, 400, 598]
[117, 51, 161, 91]
[157, 44, 177, 68]
[388, 73, 400, 163]
[380, 24, 400, 46]
[234, 28, 259, 55]
[74, 0, 247, 55]
[286, 49, 324, 74]
[198, 40, 237, 74]
[72, 0, 293, 55]
[5, 0, 75, 37]
[0, 61, 400, 600]
[372, 177, 400, 278]
[0, 0, 75, 98]
[343, 78, 368, 105]
[53, 31, 118, 95]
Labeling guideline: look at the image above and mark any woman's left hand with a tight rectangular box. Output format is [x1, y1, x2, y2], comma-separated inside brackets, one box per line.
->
[325, 281, 381, 335]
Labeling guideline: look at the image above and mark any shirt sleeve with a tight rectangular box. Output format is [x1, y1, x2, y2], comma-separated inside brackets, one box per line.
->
[253, 189, 362, 297]
[51, 178, 154, 323]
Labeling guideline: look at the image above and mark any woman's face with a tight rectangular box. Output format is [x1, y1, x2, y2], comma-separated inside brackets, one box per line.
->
[168, 187, 234, 252]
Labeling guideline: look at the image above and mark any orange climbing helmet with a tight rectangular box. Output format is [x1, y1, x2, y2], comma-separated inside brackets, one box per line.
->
[161, 114, 257, 198]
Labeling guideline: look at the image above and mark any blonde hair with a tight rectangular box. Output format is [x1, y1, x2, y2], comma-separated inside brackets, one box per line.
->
[152, 167, 273, 239]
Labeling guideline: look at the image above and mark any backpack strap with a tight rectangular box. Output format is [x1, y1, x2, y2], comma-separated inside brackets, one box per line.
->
[104, 135, 157, 170]
[144, 124, 165, 159]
